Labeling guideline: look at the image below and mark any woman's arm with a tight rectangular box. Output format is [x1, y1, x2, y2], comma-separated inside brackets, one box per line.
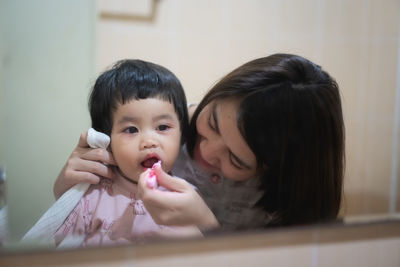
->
[53, 132, 116, 199]
[137, 163, 219, 229]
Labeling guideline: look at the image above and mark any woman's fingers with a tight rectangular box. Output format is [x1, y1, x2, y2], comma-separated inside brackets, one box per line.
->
[77, 131, 89, 148]
[54, 131, 116, 199]
[152, 163, 188, 192]
[137, 170, 176, 221]
[137, 167, 190, 209]
[66, 170, 101, 185]
[137, 169, 156, 200]
[139, 191, 184, 225]
[137, 169, 216, 226]
[68, 154, 115, 180]
[79, 147, 116, 167]
[73, 131, 116, 178]
[55, 155, 113, 199]
[77, 131, 116, 166]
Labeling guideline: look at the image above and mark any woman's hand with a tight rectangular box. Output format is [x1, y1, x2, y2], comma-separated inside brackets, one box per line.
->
[53, 131, 116, 199]
[138, 164, 219, 229]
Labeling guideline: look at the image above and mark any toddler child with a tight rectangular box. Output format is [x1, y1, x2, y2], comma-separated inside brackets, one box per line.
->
[24, 59, 193, 247]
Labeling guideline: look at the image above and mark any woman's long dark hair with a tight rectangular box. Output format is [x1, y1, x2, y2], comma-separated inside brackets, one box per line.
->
[187, 54, 345, 226]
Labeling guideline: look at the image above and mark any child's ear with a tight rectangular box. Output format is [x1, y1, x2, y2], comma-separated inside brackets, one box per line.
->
[107, 141, 116, 167]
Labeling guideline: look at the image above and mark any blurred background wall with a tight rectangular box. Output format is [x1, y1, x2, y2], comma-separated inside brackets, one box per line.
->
[97, 0, 400, 217]
[0, 0, 96, 240]
[0, 0, 399, 240]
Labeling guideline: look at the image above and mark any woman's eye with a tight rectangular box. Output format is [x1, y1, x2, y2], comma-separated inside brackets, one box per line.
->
[229, 154, 243, 170]
[157, 124, 170, 131]
[230, 160, 243, 170]
[124, 126, 138, 134]
[208, 114, 216, 131]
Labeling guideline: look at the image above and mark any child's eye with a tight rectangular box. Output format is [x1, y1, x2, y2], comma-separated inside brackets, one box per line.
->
[157, 124, 170, 131]
[124, 126, 138, 134]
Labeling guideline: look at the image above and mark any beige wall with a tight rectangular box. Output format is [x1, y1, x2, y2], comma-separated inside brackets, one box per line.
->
[97, 0, 400, 216]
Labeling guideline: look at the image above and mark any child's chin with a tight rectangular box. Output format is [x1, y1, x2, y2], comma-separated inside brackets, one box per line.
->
[118, 168, 139, 183]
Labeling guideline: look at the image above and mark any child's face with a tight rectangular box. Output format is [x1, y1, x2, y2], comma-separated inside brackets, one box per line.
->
[110, 97, 182, 182]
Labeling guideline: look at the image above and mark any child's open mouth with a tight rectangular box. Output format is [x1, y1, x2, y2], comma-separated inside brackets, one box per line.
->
[141, 156, 160, 168]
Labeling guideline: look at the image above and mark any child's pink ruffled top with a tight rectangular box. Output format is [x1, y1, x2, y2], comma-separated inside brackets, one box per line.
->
[54, 172, 166, 247]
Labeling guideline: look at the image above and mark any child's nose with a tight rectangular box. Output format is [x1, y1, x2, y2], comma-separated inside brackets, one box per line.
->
[140, 135, 158, 150]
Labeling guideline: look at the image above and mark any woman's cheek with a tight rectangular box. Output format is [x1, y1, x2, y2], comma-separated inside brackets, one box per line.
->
[195, 110, 208, 135]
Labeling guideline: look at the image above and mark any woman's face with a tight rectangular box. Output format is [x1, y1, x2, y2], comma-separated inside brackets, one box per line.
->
[194, 98, 258, 181]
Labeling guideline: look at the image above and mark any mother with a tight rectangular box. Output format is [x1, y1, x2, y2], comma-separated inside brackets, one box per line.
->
[54, 53, 345, 230]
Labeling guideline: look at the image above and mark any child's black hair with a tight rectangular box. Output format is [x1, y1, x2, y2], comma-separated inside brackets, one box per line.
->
[89, 59, 189, 143]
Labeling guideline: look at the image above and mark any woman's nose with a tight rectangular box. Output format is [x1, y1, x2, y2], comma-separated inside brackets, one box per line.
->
[202, 137, 224, 167]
